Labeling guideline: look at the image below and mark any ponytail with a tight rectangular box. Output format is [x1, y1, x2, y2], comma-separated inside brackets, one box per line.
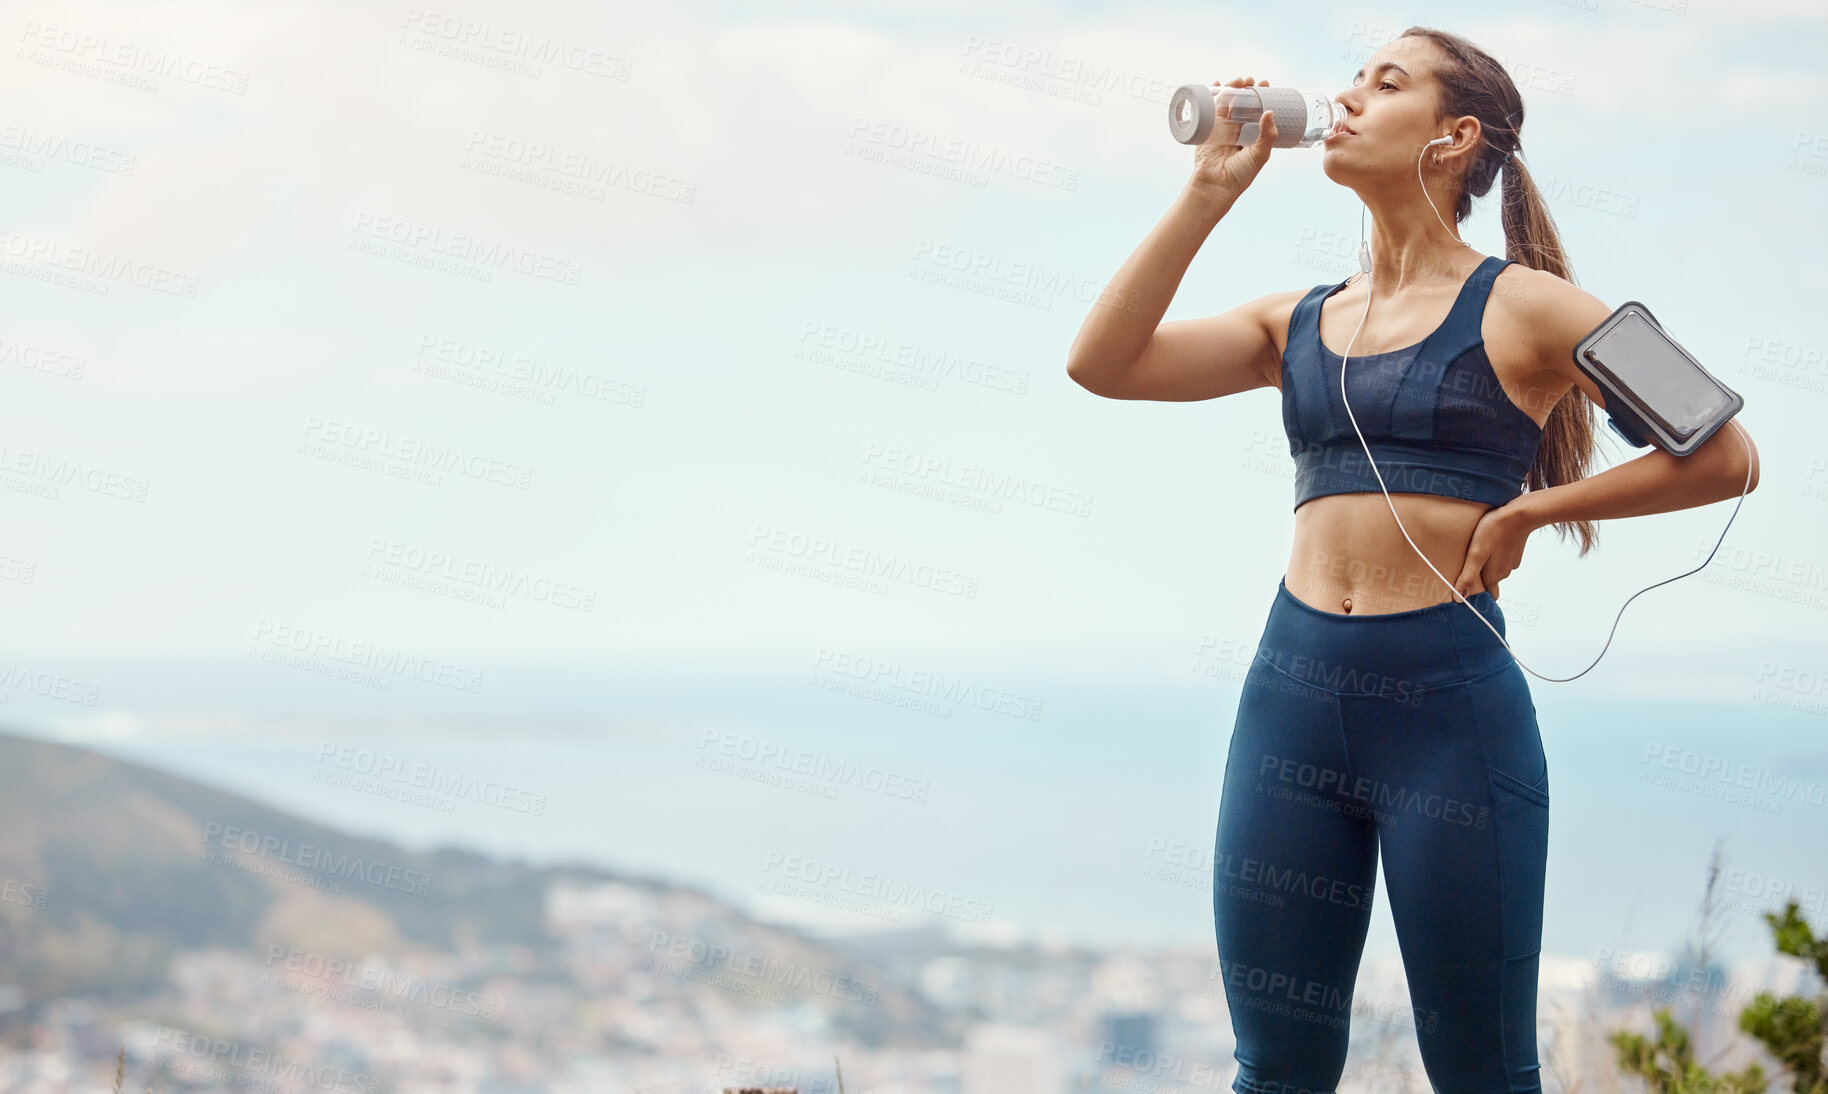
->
[1402, 25, 1601, 556]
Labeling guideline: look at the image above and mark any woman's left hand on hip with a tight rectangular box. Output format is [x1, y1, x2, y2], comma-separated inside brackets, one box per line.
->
[1454, 502, 1533, 601]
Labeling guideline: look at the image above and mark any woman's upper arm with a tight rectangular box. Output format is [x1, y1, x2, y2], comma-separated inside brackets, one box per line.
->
[1085, 289, 1306, 402]
[1516, 268, 1624, 410]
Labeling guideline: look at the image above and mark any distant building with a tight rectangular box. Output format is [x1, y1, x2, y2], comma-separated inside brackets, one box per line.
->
[963, 1024, 1064, 1094]
[1100, 1010, 1156, 1060]
[545, 879, 650, 931]
[1095, 1011, 1159, 1094]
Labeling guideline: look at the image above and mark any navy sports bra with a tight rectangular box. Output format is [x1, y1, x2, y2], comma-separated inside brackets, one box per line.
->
[1279, 254, 1544, 511]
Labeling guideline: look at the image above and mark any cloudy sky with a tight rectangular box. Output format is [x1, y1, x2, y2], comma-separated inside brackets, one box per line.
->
[4, 0, 1825, 691]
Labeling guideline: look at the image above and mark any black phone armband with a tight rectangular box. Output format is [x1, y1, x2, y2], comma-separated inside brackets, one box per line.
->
[1571, 301, 1744, 457]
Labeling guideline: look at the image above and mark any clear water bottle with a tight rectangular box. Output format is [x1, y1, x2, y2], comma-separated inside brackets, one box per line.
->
[1168, 84, 1347, 148]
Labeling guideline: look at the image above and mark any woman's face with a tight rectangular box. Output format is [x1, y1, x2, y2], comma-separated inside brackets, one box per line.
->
[1324, 38, 1449, 174]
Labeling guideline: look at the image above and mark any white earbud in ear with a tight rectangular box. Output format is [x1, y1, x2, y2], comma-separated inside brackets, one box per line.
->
[1426, 136, 1452, 147]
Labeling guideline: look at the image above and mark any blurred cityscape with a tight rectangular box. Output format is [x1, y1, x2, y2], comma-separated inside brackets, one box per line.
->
[0, 733, 1820, 1094]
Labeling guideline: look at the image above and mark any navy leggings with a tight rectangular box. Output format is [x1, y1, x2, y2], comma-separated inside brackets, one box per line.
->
[1213, 578, 1549, 1094]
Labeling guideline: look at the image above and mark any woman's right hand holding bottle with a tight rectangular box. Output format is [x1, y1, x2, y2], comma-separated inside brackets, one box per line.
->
[1189, 76, 1279, 207]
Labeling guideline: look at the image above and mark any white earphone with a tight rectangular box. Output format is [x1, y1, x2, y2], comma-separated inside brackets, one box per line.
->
[1337, 132, 1754, 682]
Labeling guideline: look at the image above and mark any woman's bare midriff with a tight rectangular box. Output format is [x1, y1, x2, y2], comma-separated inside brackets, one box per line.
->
[1284, 491, 1493, 615]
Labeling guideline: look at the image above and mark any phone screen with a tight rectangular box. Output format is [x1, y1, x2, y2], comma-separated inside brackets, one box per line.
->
[1582, 311, 1730, 442]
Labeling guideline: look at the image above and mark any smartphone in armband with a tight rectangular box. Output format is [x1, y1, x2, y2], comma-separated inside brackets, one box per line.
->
[1571, 302, 1744, 456]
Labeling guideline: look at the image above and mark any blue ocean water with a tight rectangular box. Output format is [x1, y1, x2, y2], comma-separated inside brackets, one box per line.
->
[29, 653, 1826, 967]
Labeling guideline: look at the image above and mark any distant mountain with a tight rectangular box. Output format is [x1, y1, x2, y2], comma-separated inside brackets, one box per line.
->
[0, 730, 954, 1047]
[0, 730, 556, 1000]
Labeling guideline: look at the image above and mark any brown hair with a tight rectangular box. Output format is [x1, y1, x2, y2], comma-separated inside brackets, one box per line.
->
[1400, 26, 1600, 556]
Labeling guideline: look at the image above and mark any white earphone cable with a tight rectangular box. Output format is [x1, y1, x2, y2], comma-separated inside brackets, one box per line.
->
[1336, 135, 1753, 683]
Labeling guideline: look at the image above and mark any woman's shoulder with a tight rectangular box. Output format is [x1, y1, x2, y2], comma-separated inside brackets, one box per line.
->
[1259, 281, 1334, 360]
[1485, 260, 1618, 397]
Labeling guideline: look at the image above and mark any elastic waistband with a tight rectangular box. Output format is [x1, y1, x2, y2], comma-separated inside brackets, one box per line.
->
[1257, 577, 1514, 695]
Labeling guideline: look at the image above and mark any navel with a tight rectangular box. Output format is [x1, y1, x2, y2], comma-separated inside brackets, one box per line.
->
[1341, 597, 1353, 614]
